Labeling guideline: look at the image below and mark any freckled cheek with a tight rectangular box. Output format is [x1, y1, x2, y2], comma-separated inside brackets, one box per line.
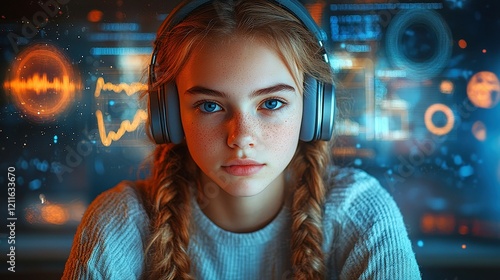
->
[183, 118, 222, 158]
[262, 117, 301, 155]
[185, 122, 205, 143]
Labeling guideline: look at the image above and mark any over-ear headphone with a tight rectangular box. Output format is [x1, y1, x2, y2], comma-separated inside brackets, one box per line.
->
[149, 0, 335, 144]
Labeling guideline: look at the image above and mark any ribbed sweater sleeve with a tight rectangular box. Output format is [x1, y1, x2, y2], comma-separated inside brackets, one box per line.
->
[322, 167, 421, 279]
[62, 182, 149, 280]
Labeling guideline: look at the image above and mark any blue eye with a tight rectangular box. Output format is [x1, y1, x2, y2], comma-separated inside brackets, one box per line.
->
[199, 101, 222, 113]
[261, 99, 284, 110]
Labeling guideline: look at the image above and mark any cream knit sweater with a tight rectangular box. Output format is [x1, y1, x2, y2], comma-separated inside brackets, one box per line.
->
[63, 167, 421, 279]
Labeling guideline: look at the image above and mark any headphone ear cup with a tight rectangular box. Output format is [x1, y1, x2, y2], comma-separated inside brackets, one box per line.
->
[320, 82, 335, 141]
[149, 84, 167, 144]
[149, 82, 184, 144]
[300, 75, 335, 142]
[164, 82, 185, 144]
[300, 75, 320, 142]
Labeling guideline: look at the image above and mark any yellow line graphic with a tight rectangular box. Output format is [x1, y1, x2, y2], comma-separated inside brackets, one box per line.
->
[94, 77, 147, 97]
[96, 109, 148, 146]
[94, 77, 148, 146]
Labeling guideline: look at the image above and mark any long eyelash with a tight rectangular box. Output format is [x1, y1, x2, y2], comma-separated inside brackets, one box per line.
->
[261, 97, 288, 108]
[192, 99, 222, 111]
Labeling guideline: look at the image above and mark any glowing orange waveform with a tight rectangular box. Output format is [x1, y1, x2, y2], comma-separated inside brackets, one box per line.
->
[94, 77, 147, 97]
[96, 109, 148, 146]
[3, 43, 80, 122]
[5, 73, 77, 95]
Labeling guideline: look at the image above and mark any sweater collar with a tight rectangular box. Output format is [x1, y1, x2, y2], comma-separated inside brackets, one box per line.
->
[191, 197, 291, 246]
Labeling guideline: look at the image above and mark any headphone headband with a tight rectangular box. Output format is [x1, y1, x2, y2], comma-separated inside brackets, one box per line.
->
[149, 0, 335, 144]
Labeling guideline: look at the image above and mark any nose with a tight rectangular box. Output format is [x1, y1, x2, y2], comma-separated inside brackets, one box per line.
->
[227, 112, 256, 149]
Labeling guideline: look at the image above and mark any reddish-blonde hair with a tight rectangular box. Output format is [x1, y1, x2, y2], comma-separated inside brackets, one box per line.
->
[142, 0, 333, 279]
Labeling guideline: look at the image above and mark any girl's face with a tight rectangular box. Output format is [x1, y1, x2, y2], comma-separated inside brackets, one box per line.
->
[176, 36, 303, 197]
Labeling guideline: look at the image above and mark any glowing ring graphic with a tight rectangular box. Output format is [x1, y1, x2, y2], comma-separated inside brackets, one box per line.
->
[424, 103, 454, 136]
[385, 10, 452, 80]
[3, 43, 80, 122]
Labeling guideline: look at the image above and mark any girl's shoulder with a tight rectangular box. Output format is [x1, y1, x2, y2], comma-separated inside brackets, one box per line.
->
[63, 181, 150, 279]
[80, 180, 150, 232]
[324, 166, 391, 208]
[321, 167, 421, 278]
[322, 166, 403, 223]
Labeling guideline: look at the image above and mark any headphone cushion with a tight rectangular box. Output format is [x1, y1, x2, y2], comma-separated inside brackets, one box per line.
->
[300, 75, 320, 141]
[164, 82, 184, 144]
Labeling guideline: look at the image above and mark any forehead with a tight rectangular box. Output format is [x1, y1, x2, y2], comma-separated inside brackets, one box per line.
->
[176, 35, 302, 95]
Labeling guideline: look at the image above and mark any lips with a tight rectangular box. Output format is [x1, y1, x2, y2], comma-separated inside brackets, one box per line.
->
[222, 159, 265, 176]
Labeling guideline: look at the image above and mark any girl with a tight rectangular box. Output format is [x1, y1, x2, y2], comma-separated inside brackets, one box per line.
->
[63, 0, 421, 279]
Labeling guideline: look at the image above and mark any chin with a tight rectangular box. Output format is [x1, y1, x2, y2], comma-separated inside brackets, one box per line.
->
[220, 183, 269, 198]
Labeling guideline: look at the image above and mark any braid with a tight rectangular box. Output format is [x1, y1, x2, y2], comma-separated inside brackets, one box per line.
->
[289, 141, 330, 279]
[143, 143, 195, 279]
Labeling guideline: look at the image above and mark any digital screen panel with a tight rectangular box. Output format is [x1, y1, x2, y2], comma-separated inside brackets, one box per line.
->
[1, 0, 499, 278]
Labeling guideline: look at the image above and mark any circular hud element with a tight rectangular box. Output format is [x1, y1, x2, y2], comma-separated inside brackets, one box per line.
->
[3, 43, 80, 122]
[385, 9, 452, 80]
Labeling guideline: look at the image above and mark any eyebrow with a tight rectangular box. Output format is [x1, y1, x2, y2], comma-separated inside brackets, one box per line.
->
[185, 83, 297, 97]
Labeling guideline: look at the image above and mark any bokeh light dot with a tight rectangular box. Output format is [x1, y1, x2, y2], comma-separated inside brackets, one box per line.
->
[440, 80, 454, 94]
[458, 39, 467, 49]
[472, 121, 487, 141]
[466, 71, 500, 109]
[87, 10, 103, 22]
